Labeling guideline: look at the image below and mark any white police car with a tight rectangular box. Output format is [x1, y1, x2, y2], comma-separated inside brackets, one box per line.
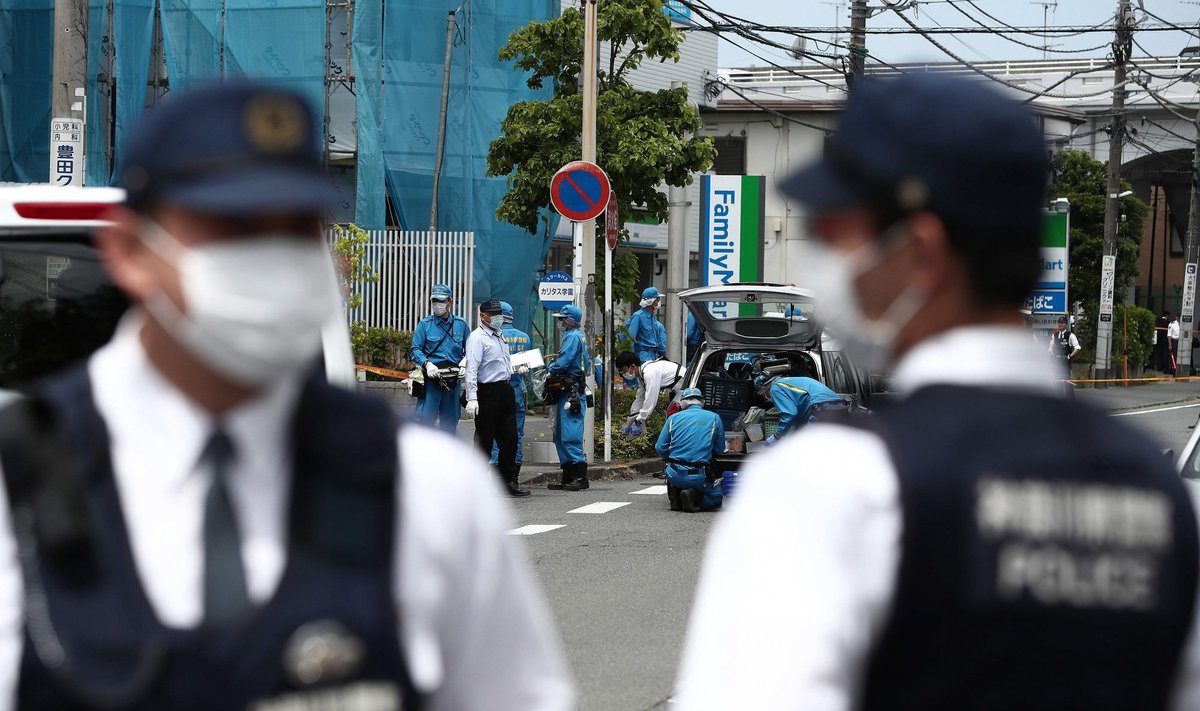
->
[0, 184, 354, 394]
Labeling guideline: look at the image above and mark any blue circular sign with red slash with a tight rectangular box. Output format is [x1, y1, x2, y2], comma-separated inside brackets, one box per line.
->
[550, 161, 611, 222]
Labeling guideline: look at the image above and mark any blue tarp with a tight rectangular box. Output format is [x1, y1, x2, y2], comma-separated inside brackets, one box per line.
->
[383, 0, 559, 337]
[0, 0, 53, 182]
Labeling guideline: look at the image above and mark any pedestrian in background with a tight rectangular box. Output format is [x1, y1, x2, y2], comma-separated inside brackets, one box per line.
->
[491, 301, 532, 477]
[656, 387, 725, 513]
[622, 286, 667, 363]
[547, 305, 590, 491]
[615, 350, 684, 436]
[410, 283, 470, 432]
[1156, 310, 1172, 372]
[0, 82, 573, 710]
[465, 299, 529, 498]
[1169, 312, 1181, 375]
[677, 73, 1199, 711]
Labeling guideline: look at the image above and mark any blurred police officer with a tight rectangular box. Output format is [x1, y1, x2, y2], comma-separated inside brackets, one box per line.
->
[410, 284, 470, 433]
[490, 301, 532, 475]
[465, 299, 529, 497]
[546, 305, 589, 491]
[655, 387, 725, 513]
[622, 287, 667, 363]
[0, 83, 572, 710]
[677, 74, 1200, 710]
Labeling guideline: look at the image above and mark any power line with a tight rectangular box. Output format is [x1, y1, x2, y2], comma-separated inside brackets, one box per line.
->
[946, 1, 1112, 54]
[713, 80, 835, 134]
[1137, 5, 1200, 41]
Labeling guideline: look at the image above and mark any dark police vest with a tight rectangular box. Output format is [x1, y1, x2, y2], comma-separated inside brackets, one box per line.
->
[857, 385, 1199, 711]
[1054, 329, 1074, 357]
[0, 368, 425, 711]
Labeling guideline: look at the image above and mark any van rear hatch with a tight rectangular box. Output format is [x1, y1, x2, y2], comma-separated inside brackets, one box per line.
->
[680, 283, 819, 349]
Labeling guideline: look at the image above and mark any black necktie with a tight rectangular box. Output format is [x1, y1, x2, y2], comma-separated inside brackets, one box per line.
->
[202, 429, 250, 625]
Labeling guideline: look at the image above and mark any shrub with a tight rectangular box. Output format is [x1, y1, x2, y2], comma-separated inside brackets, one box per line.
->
[594, 388, 671, 460]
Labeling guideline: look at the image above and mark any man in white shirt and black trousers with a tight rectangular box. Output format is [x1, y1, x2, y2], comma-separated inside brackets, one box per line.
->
[0, 82, 572, 710]
[676, 73, 1200, 711]
[465, 299, 530, 498]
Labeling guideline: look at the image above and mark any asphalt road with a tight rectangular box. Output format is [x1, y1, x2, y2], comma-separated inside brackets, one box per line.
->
[503, 381, 1200, 711]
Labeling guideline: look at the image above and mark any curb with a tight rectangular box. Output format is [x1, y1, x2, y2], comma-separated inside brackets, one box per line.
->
[1102, 396, 1200, 415]
[521, 458, 663, 486]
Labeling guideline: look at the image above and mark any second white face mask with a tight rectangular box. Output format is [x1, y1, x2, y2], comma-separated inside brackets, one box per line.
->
[140, 221, 338, 387]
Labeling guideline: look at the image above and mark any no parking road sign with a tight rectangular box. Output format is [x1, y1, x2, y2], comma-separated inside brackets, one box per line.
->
[550, 161, 611, 222]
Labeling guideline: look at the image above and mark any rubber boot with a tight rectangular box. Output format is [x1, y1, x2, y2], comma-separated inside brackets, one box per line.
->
[678, 488, 700, 513]
[564, 462, 589, 491]
[547, 464, 570, 490]
[667, 484, 682, 512]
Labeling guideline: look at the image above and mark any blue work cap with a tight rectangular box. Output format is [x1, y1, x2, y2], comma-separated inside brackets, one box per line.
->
[554, 305, 583, 322]
[430, 284, 453, 302]
[119, 81, 337, 214]
[781, 73, 1047, 246]
[641, 287, 661, 300]
[479, 299, 503, 314]
[500, 301, 514, 323]
[678, 387, 702, 401]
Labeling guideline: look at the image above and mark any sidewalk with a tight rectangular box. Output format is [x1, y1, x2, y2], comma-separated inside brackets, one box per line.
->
[1074, 379, 1200, 413]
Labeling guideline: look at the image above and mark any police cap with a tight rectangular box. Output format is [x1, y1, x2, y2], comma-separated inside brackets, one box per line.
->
[479, 299, 503, 314]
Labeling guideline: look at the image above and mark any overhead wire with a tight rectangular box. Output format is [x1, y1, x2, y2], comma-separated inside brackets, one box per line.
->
[1136, 5, 1200, 41]
[714, 81, 834, 134]
[946, 1, 1111, 54]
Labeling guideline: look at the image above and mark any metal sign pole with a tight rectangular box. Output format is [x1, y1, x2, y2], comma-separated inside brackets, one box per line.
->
[604, 242, 612, 462]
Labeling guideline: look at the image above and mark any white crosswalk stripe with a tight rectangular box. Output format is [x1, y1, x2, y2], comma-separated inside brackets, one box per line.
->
[629, 485, 668, 495]
[507, 524, 566, 536]
[567, 501, 633, 514]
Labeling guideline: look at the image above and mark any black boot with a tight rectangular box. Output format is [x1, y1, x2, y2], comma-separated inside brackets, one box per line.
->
[564, 462, 589, 491]
[506, 474, 531, 498]
[547, 464, 570, 490]
[667, 484, 682, 512]
[678, 488, 700, 513]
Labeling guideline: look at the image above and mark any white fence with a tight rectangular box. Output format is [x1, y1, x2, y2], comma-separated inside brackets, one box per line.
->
[331, 229, 475, 333]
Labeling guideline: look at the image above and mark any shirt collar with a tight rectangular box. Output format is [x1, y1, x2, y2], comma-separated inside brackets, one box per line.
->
[891, 324, 1065, 397]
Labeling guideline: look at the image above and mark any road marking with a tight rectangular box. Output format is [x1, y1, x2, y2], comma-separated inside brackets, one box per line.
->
[568, 501, 632, 514]
[629, 485, 668, 495]
[507, 524, 565, 536]
[1113, 403, 1200, 417]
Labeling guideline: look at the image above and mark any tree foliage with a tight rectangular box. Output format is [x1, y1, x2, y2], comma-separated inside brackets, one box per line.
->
[1049, 150, 1148, 335]
[487, 0, 716, 302]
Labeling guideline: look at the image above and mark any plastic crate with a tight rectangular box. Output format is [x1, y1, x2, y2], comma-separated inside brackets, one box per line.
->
[762, 415, 780, 439]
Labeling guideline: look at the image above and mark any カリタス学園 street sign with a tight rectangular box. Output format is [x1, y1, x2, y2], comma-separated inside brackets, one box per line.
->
[539, 270, 576, 311]
[550, 161, 611, 223]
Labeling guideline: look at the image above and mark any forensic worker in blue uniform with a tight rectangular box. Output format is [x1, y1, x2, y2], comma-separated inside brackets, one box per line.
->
[410, 284, 469, 433]
[0, 82, 573, 711]
[465, 300, 529, 498]
[622, 286, 667, 363]
[754, 374, 845, 444]
[656, 387, 725, 513]
[686, 312, 703, 364]
[677, 73, 1200, 711]
[491, 301, 532, 472]
[546, 305, 590, 491]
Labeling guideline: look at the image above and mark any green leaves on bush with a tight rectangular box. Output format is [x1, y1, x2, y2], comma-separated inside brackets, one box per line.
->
[594, 388, 672, 460]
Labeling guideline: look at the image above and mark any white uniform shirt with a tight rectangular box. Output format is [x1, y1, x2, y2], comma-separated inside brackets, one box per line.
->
[0, 314, 574, 711]
[675, 325, 1200, 711]
[465, 324, 513, 400]
[1170, 319, 1182, 341]
[629, 359, 683, 421]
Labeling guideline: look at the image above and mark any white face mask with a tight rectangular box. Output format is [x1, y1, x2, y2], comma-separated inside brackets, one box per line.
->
[432, 302, 449, 317]
[799, 225, 928, 375]
[483, 314, 505, 330]
[139, 221, 338, 388]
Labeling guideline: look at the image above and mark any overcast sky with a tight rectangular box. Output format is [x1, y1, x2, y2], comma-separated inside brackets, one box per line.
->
[700, 0, 1200, 68]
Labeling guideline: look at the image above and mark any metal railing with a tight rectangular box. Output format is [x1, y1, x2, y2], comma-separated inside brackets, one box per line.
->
[332, 228, 475, 333]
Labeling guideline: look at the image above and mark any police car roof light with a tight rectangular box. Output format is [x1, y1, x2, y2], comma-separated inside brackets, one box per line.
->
[13, 202, 112, 221]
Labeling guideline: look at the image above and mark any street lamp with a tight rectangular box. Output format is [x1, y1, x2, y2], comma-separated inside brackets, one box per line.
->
[1109, 190, 1134, 199]
[1052, 197, 1070, 214]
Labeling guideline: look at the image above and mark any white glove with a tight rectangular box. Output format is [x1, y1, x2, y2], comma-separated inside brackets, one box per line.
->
[625, 415, 638, 428]
[516, 364, 530, 375]
[465, 400, 479, 418]
[635, 414, 646, 424]
[425, 362, 440, 379]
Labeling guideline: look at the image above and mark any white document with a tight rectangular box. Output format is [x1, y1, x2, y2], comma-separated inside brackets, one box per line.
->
[510, 348, 545, 370]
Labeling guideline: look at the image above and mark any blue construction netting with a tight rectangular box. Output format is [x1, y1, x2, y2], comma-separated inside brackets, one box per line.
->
[84, 0, 111, 185]
[114, 0, 156, 165]
[159, 0, 222, 93]
[383, 0, 560, 339]
[223, 0, 325, 114]
[352, 0, 383, 229]
[0, 0, 53, 182]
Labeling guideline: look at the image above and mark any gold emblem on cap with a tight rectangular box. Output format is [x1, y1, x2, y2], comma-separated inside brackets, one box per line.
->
[895, 177, 929, 212]
[244, 94, 306, 154]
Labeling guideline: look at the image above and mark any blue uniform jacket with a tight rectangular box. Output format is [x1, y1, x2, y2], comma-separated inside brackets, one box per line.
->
[622, 308, 666, 362]
[550, 327, 587, 378]
[770, 376, 843, 438]
[656, 403, 726, 465]
[410, 314, 469, 367]
[686, 313, 703, 349]
[501, 325, 532, 390]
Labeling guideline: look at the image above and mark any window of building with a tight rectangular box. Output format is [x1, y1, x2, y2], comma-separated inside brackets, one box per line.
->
[711, 136, 746, 175]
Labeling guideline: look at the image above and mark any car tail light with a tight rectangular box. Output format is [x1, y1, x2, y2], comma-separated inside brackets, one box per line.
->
[665, 401, 683, 418]
[14, 202, 113, 220]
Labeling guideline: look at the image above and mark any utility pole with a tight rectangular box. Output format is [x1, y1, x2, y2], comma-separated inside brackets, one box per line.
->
[848, 0, 868, 87]
[50, 0, 87, 186]
[665, 80, 691, 366]
[1177, 114, 1200, 376]
[429, 10, 456, 231]
[580, 0, 599, 461]
[1094, 0, 1133, 380]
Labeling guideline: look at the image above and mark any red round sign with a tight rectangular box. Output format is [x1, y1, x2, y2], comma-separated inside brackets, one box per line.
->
[605, 193, 619, 250]
[550, 161, 611, 222]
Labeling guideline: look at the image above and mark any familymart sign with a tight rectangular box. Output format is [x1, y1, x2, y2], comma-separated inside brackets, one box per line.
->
[700, 175, 765, 316]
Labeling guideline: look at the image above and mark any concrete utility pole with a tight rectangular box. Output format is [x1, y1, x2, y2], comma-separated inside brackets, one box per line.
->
[1177, 114, 1200, 376]
[50, 0, 87, 184]
[665, 80, 690, 366]
[429, 10, 456, 232]
[1094, 0, 1133, 379]
[581, 0, 599, 461]
[848, 0, 868, 86]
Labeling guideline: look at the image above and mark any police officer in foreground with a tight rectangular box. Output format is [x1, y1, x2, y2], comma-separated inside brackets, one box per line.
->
[676, 73, 1200, 710]
[0, 83, 573, 709]
[546, 305, 589, 491]
[490, 301, 532, 475]
[655, 387, 725, 513]
[410, 284, 470, 433]
[465, 299, 529, 497]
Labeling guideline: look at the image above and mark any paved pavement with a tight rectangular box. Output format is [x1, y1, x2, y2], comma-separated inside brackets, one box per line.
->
[1074, 379, 1200, 413]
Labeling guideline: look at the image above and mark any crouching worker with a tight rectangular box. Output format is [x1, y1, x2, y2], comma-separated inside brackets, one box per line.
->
[755, 374, 844, 446]
[656, 388, 726, 513]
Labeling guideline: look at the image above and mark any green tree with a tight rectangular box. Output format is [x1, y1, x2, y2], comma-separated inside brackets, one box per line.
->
[487, 0, 716, 303]
[1049, 150, 1148, 354]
